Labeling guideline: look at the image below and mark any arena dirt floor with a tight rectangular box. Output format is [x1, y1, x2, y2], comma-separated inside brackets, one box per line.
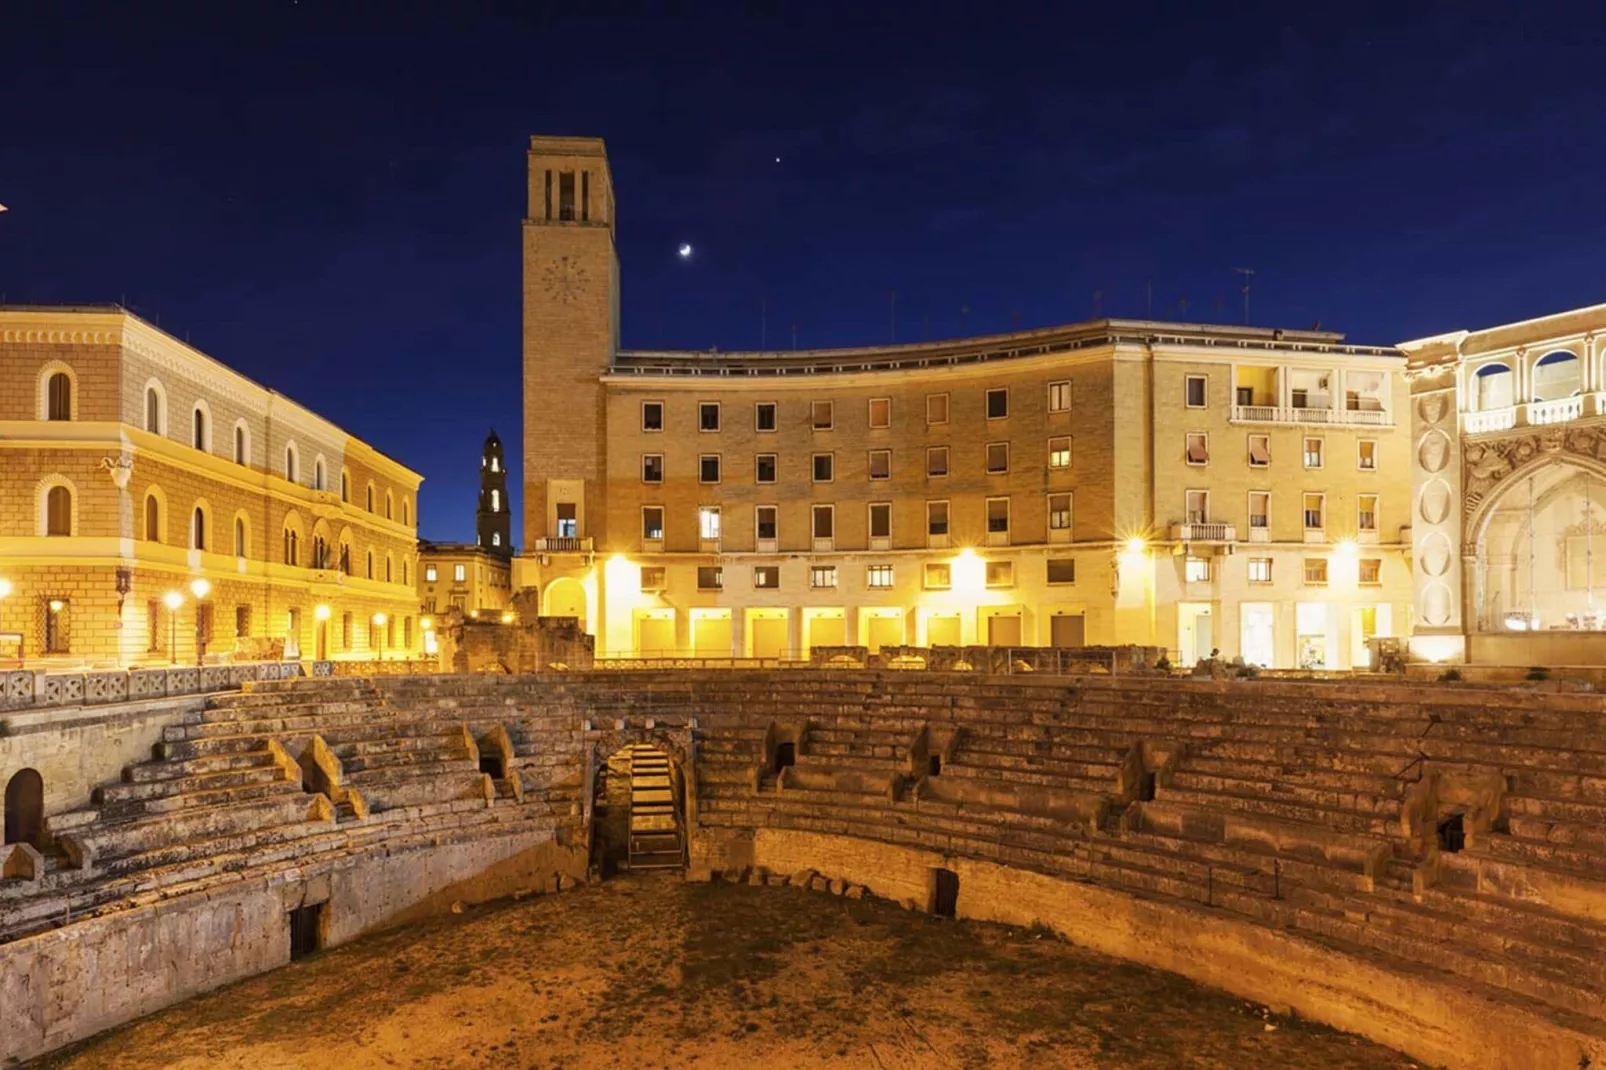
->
[33, 875, 1419, 1069]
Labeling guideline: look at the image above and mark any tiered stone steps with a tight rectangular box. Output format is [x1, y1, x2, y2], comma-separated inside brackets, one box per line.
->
[624, 745, 682, 871]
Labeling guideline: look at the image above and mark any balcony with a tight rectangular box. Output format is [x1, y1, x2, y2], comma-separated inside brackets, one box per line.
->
[1528, 396, 1583, 426]
[1170, 522, 1237, 543]
[1464, 407, 1517, 434]
[534, 536, 593, 553]
[1231, 404, 1392, 427]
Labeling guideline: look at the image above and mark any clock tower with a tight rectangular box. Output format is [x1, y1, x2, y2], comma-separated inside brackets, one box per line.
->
[521, 136, 618, 568]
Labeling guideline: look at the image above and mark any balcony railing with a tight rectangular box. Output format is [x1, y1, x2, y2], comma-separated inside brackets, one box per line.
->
[1528, 396, 1583, 425]
[1231, 404, 1392, 427]
[1464, 406, 1516, 434]
[534, 536, 593, 553]
[1170, 522, 1237, 542]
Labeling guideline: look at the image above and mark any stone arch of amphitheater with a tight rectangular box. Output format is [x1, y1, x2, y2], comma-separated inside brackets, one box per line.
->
[1, 668, 1603, 1069]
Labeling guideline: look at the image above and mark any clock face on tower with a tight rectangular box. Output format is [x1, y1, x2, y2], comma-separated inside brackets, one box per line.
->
[542, 255, 589, 304]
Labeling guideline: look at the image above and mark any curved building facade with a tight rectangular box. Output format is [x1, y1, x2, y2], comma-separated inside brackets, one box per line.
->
[519, 137, 1412, 667]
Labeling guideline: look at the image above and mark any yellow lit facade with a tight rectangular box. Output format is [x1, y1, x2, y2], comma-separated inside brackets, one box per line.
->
[517, 137, 1413, 668]
[0, 306, 424, 666]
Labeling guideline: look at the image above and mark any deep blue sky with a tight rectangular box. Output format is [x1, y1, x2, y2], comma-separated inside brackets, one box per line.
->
[5, 3, 1605, 543]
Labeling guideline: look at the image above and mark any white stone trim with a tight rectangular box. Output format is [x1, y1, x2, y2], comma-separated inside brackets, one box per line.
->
[36, 361, 79, 421]
[142, 378, 169, 436]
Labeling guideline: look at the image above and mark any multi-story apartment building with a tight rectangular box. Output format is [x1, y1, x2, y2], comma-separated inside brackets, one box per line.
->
[0, 306, 423, 666]
[517, 136, 1412, 668]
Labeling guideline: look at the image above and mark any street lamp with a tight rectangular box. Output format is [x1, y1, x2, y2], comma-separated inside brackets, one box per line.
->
[314, 604, 330, 661]
[163, 591, 184, 665]
[189, 579, 211, 666]
[373, 612, 387, 660]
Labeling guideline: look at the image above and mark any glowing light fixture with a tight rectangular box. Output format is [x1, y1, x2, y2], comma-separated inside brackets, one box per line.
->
[420, 617, 433, 632]
[314, 604, 331, 621]
[163, 591, 183, 611]
[372, 612, 388, 626]
[189, 578, 211, 599]
[47, 600, 64, 613]
[0, 579, 11, 600]
[1124, 536, 1147, 555]
[500, 611, 515, 624]
[1335, 539, 1358, 557]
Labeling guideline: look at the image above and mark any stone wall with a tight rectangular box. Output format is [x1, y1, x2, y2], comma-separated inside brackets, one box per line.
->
[445, 615, 594, 673]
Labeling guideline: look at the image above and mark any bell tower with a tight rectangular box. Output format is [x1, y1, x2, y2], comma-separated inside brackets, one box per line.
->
[521, 135, 618, 556]
[476, 428, 512, 557]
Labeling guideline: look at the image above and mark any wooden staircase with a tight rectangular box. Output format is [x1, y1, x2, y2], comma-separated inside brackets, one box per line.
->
[623, 745, 683, 871]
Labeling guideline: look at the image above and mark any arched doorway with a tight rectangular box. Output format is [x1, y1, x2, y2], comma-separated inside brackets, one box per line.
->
[543, 577, 588, 632]
[591, 743, 684, 877]
[4, 769, 44, 848]
[1473, 460, 1606, 632]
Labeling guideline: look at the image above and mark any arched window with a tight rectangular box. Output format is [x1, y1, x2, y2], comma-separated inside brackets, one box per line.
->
[285, 444, 299, 484]
[46, 372, 72, 421]
[192, 506, 206, 551]
[366, 485, 375, 512]
[385, 556, 393, 583]
[402, 499, 410, 526]
[234, 516, 247, 557]
[385, 492, 393, 520]
[145, 493, 161, 543]
[146, 386, 164, 433]
[234, 424, 248, 465]
[402, 559, 410, 585]
[492, 532, 502, 547]
[340, 471, 350, 503]
[1533, 350, 1582, 403]
[314, 458, 326, 491]
[366, 551, 374, 579]
[284, 528, 299, 566]
[491, 489, 500, 512]
[45, 485, 72, 536]
[339, 543, 351, 575]
[192, 406, 207, 451]
[1476, 362, 1514, 411]
[313, 534, 327, 569]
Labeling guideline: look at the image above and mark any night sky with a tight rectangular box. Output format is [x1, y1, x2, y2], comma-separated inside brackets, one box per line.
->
[5, 3, 1605, 544]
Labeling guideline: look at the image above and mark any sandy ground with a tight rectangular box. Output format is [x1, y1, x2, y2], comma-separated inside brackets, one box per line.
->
[31, 875, 1420, 1069]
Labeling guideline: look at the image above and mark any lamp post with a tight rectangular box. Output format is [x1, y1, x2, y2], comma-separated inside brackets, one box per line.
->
[373, 612, 387, 661]
[314, 604, 330, 661]
[189, 578, 210, 667]
[163, 591, 183, 666]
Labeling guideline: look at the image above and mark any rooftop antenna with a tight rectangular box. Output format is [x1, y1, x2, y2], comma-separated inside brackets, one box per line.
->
[1233, 267, 1256, 324]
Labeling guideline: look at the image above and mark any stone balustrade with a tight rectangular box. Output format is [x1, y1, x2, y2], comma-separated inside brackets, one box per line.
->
[0, 661, 315, 712]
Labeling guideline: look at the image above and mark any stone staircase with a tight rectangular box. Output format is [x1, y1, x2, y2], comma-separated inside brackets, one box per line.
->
[623, 745, 682, 871]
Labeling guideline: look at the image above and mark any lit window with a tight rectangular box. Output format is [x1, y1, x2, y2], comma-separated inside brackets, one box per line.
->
[697, 566, 723, 590]
[1358, 439, 1377, 470]
[812, 453, 833, 482]
[698, 506, 722, 540]
[556, 503, 577, 538]
[924, 563, 951, 589]
[868, 398, 891, 428]
[926, 501, 949, 536]
[700, 455, 721, 483]
[986, 388, 1008, 419]
[756, 505, 777, 541]
[986, 497, 1009, 534]
[490, 457, 499, 472]
[811, 400, 834, 430]
[1359, 558, 1382, 585]
[753, 565, 780, 588]
[643, 506, 664, 541]
[810, 565, 838, 589]
[425, 565, 438, 582]
[1185, 375, 1206, 408]
[1303, 493, 1324, 530]
[699, 402, 721, 431]
[868, 502, 891, 539]
[986, 442, 1009, 474]
[927, 446, 949, 477]
[1248, 558, 1272, 583]
[454, 564, 466, 582]
[1047, 558, 1076, 584]
[1048, 493, 1072, 532]
[985, 561, 1014, 587]
[1248, 435, 1270, 467]
[1048, 436, 1071, 469]
[1184, 556, 1210, 582]
[868, 449, 891, 480]
[1304, 437, 1324, 468]
[812, 504, 834, 539]
[867, 564, 894, 589]
[642, 401, 663, 431]
[1185, 433, 1208, 465]
[926, 393, 949, 424]
[490, 489, 500, 511]
[642, 455, 664, 483]
[756, 454, 777, 483]
[640, 566, 666, 590]
[755, 402, 777, 432]
[1358, 494, 1378, 532]
[1047, 380, 1071, 413]
[1304, 558, 1328, 585]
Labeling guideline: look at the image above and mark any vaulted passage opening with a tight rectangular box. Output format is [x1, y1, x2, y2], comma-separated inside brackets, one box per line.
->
[592, 744, 684, 878]
[4, 769, 44, 848]
[772, 741, 796, 775]
[1437, 813, 1466, 854]
[930, 867, 960, 919]
[288, 903, 324, 960]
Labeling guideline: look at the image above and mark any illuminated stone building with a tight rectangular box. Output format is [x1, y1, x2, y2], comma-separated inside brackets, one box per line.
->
[1403, 302, 1606, 665]
[0, 306, 423, 665]
[518, 136, 1413, 667]
[417, 430, 514, 624]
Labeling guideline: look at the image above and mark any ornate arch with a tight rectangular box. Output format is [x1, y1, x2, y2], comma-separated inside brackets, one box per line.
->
[189, 497, 213, 552]
[36, 361, 79, 421]
[142, 483, 169, 543]
[190, 399, 213, 453]
[1464, 427, 1606, 546]
[35, 474, 78, 536]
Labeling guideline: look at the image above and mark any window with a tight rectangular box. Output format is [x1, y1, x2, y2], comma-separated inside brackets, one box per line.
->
[283, 529, 299, 566]
[284, 445, 298, 484]
[699, 455, 721, 483]
[640, 566, 666, 590]
[235, 605, 251, 638]
[1048, 380, 1071, 413]
[924, 563, 951, 589]
[1185, 490, 1209, 524]
[811, 400, 834, 430]
[753, 565, 780, 588]
[313, 459, 327, 492]
[812, 504, 834, 539]
[927, 501, 949, 536]
[985, 388, 1008, 419]
[927, 446, 949, 477]
[340, 472, 350, 503]
[144, 495, 161, 543]
[234, 424, 247, 465]
[1358, 494, 1379, 532]
[1185, 375, 1207, 408]
[1048, 436, 1071, 469]
[1185, 432, 1208, 465]
[641, 401, 663, 432]
[402, 500, 411, 526]
[425, 565, 438, 582]
[986, 442, 1009, 474]
[1249, 491, 1270, 532]
[810, 566, 838, 589]
[42, 598, 69, 653]
[868, 398, 891, 428]
[755, 401, 777, 432]
[45, 485, 71, 536]
[491, 533, 501, 547]
[698, 506, 722, 540]
[146, 387, 164, 434]
[642, 454, 664, 483]
[1047, 558, 1076, 584]
[812, 453, 833, 482]
[556, 503, 577, 538]
[868, 502, 891, 539]
[46, 372, 72, 421]
[1248, 557, 1272, 583]
[342, 612, 353, 649]
[385, 557, 394, 583]
[697, 566, 724, 590]
[454, 564, 466, 582]
[755, 454, 777, 483]
[489, 489, 500, 512]
[643, 506, 665, 541]
[986, 561, 1014, 587]
[1303, 493, 1325, 530]
[868, 449, 891, 480]
[1358, 439, 1377, 471]
[233, 516, 246, 557]
[1304, 437, 1324, 468]
[1048, 493, 1072, 532]
[1248, 434, 1270, 467]
[1184, 556, 1210, 582]
[192, 406, 207, 450]
[699, 402, 721, 432]
[558, 171, 575, 219]
[926, 393, 949, 424]
[1304, 558, 1329, 585]
[867, 564, 894, 589]
[986, 497, 1010, 534]
[191, 506, 206, 551]
[365, 551, 374, 580]
[755, 505, 777, 541]
[366, 485, 375, 511]
[1359, 558, 1382, 585]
